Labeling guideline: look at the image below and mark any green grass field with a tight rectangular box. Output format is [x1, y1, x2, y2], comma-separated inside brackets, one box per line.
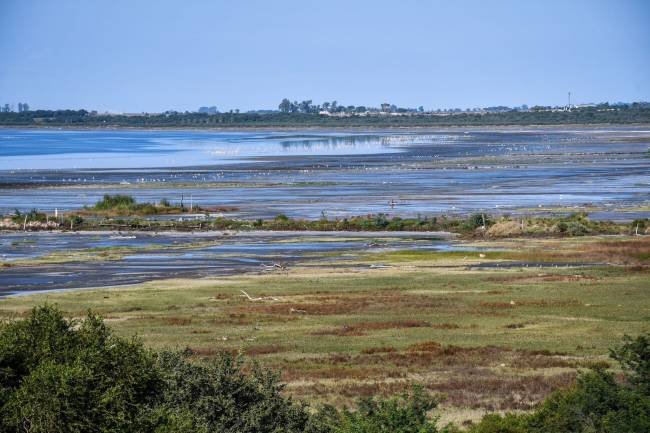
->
[1, 235, 648, 424]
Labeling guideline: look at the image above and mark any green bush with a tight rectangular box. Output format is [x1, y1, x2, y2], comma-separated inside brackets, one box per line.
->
[630, 219, 648, 234]
[309, 387, 447, 433]
[467, 413, 529, 433]
[11, 208, 48, 223]
[565, 221, 588, 236]
[94, 194, 137, 210]
[154, 351, 309, 433]
[610, 334, 650, 395]
[0, 305, 310, 433]
[463, 213, 491, 231]
[0, 305, 161, 433]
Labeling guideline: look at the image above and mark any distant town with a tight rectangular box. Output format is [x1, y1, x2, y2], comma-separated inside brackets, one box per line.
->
[1, 98, 649, 127]
[2, 98, 650, 117]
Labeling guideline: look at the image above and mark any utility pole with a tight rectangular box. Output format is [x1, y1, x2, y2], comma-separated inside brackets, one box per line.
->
[568, 91, 571, 110]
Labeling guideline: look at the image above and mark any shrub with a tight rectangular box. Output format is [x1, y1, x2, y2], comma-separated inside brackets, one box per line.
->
[155, 351, 309, 433]
[11, 208, 47, 223]
[467, 413, 529, 433]
[310, 386, 448, 433]
[94, 194, 136, 210]
[0, 306, 310, 433]
[630, 219, 648, 235]
[463, 213, 492, 231]
[565, 221, 588, 236]
[610, 334, 650, 395]
[0, 305, 161, 433]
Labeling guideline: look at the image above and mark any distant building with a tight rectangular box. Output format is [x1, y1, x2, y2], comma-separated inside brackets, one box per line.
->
[198, 106, 218, 114]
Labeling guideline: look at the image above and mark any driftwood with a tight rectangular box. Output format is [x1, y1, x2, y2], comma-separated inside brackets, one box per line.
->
[261, 262, 288, 271]
[239, 290, 279, 302]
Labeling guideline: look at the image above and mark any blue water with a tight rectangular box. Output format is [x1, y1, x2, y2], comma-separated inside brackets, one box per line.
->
[0, 129, 400, 170]
[0, 127, 649, 219]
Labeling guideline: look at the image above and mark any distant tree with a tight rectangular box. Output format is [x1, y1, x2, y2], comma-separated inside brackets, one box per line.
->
[322, 102, 330, 112]
[279, 98, 291, 113]
[381, 103, 390, 112]
[299, 100, 312, 113]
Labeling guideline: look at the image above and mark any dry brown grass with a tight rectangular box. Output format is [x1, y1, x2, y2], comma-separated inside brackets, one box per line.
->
[361, 346, 398, 355]
[164, 316, 192, 326]
[241, 293, 453, 317]
[582, 238, 650, 265]
[288, 370, 577, 411]
[433, 372, 576, 410]
[245, 344, 287, 356]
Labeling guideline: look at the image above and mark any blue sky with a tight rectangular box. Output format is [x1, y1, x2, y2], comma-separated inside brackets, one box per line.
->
[1, 0, 648, 112]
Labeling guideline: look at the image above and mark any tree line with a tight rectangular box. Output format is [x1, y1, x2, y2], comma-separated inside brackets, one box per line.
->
[1, 104, 649, 128]
[277, 99, 426, 114]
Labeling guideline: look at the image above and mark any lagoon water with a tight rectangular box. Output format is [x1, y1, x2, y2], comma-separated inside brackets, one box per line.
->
[1, 127, 649, 219]
[0, 231, 457, 295]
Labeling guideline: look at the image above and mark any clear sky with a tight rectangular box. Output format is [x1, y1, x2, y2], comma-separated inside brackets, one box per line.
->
[1, 0, 649, 113]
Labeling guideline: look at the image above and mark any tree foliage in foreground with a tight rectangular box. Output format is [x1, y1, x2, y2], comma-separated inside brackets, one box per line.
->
[0, 305, 309, 433]
[0, 306, 648, 433]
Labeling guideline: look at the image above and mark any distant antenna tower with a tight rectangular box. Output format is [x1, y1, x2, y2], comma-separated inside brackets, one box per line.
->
[568, 91, 571, 110]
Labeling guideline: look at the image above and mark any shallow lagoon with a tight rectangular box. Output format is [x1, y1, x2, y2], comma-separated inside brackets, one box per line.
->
[1, 127, 649, 218]
[0, 231, 460, 295]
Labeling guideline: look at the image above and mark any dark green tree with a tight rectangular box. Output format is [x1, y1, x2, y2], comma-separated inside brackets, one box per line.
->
[279, 98, 291, 113]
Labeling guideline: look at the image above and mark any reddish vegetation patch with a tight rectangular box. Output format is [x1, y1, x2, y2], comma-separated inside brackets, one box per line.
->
[312, 320, 430, 336]
[282, 366, 406, 382]
[165, 317, 192, 326]
[433, 372, 576, 410]
[488, 274, 599, 284]
[210, 313, 254, 325]
[585, 238, 650, 265]
[243, 302, 365, 316]
[517, 299, 581, 307]
[361, 346, 398, 355]
[245, 344, 287, 356]
[209, 313, 298, 326]
[407, 341, 442, 352]
[241, 293, 452, 317]
[479, 302, 514, 309]
[431, 323, 461, 329]
[289, 371, 576, 411]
